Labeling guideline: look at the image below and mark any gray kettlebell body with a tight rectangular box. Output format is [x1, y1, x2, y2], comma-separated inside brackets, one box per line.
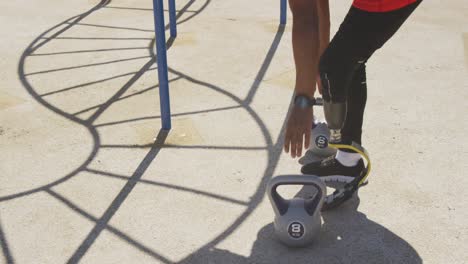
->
[310, 119, 336, 158]
[267, 175, 326, 247]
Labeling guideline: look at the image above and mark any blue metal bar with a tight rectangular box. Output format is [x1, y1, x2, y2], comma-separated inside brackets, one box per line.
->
[152, 0, 172, 130]
[169, 0, 177, 38]
[280, 0, 287, 25]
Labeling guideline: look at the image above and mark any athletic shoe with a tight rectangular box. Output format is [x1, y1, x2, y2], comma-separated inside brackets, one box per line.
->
[301, 156, 365, 184]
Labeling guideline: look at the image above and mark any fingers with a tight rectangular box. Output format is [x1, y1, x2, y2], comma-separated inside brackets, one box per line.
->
[283, 107, 313, 158]
[296, 127, 310, 158]
[284, 131, 291, 153]
[284, 128, 309, 158]
[289, 130, 306, 158]
[296, 138, 303, 158]
[290, 133, 297, 158]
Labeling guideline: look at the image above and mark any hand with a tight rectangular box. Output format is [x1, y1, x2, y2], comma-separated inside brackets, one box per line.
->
[284, 105, 314, 158]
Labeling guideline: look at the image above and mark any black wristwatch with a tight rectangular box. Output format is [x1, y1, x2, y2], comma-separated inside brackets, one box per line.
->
[294, 94, 316, 109]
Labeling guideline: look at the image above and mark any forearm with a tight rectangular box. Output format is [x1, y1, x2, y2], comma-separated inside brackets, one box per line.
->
[317, 0, 331, 56]
[290, 0, 320, 98]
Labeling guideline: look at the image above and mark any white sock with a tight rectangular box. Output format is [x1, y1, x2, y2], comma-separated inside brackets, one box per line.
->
[335, 150, 361, 167]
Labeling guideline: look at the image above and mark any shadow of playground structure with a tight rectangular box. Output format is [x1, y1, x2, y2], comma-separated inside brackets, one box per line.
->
[8, 0, 287, 262]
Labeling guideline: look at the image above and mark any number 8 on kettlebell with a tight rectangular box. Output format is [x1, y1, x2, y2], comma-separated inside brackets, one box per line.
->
[267, 175, 326, 247]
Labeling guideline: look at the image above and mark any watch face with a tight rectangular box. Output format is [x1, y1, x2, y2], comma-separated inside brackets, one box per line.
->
[295, 96, 312, 109]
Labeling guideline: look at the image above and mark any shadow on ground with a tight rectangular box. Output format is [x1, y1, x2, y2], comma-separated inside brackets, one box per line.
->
[181, 196, 422, 264]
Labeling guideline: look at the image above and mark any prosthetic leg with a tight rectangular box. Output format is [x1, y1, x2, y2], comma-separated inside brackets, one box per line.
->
[321, 93, 371, 210]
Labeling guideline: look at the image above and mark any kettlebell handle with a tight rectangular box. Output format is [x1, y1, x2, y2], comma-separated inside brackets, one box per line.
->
[267, 175, 326, 216]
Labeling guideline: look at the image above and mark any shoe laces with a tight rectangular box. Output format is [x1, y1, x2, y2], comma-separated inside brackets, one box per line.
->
[321, 156, 337, 167]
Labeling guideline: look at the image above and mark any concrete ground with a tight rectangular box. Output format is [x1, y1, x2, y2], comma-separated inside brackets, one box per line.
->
[1, 0, 467, 263]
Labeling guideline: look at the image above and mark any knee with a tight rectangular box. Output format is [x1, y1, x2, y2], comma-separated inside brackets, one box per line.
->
[318, 53, 342, 101]
[319, 53, 366, 102]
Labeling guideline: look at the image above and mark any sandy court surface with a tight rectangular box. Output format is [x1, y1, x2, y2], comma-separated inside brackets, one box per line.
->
[1, 0, 467, 263]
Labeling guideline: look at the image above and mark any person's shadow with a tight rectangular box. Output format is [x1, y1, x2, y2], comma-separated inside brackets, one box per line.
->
[180, 193, 422, 264]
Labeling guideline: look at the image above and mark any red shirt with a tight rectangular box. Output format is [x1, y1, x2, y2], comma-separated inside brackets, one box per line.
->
[353, 0, 417, 12]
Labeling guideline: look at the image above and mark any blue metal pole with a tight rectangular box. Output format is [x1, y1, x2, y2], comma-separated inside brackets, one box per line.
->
[169, 0, 177, 38]
[280, 0, 287, 25]
[152, 0, 172, 130]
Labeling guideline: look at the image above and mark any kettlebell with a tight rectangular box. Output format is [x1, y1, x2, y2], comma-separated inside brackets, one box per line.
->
[309, 117, 336, 158]
[267, 175, 326, 247]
